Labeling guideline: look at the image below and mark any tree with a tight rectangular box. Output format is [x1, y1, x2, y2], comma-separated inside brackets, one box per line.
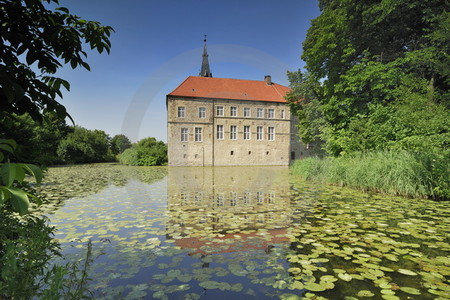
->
[57, 126, 113, 164]
[1, 1, 113, 298]
[293, 0, 450, 156]
[111, 134, 132, 155]
[0, 112, 72, 165]
[0, 0, 114, 123]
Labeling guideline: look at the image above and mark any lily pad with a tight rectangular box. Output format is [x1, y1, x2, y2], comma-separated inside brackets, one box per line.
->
[399, 287, 421, 295]
[357, 290, 375, 297]
[338, 273, 353, 282]
[397, 269, 418, 276]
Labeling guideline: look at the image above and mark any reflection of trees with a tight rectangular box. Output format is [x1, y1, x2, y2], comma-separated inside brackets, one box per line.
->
[166, 166, 294, 254]
[34, 164, 167, 212]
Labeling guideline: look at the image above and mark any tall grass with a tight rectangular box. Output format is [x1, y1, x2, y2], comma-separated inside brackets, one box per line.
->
[291, 150, 449, 200]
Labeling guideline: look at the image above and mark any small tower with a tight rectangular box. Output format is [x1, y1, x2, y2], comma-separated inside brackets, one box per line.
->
[199, 35, 212, 77]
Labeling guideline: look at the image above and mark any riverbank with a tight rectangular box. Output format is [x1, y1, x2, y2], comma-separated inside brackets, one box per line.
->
[291, 150, 449, 200]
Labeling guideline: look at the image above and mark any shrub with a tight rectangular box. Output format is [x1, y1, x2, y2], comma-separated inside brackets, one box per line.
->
[118, 137, 167, 166]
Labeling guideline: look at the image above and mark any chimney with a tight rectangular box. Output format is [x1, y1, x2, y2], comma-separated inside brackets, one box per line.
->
[264, 75, 272, 85]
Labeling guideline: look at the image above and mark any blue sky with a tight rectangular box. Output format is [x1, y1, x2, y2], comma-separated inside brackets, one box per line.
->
[57, 0, 320, 142]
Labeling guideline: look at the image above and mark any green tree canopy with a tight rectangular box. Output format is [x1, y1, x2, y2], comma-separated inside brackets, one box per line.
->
[57, 126, 113, 164]
[290, 0, 449, 156]
[111, 134, 132, 155]
[0, 0, 114, 123]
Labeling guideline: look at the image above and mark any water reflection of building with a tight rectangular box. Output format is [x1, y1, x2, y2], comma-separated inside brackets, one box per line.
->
[167, 167, 293, 254]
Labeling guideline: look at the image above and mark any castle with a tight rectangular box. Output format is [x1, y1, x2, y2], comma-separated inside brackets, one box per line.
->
[166, 40, 311, 166]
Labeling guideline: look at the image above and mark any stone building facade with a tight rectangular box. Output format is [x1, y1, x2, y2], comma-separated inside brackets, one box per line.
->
[167, 75, 311, 166]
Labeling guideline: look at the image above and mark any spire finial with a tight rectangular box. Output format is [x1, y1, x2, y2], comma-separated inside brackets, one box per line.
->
[199, 35, 212, 77]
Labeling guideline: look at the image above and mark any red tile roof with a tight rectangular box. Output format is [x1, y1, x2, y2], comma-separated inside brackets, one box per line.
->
[168, 76, 291, 103]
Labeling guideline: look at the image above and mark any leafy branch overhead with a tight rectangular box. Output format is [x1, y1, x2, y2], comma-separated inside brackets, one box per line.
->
[0, 0, 114, 122]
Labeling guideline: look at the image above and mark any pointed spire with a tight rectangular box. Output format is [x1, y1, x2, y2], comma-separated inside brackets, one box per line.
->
[199, 35, 212, 77]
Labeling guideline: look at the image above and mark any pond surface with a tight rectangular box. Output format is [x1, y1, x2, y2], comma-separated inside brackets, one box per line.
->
[36, 164, 450, 299]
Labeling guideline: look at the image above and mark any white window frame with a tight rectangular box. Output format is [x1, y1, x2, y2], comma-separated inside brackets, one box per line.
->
[280, 109, 285, 119]
[216, 106, 224, 116]
[257, 108, 264, 118]
[230, 125, 237, 140]
[243, 125, 250, 140]
[194, 127, 202, 142]
[244, 107, 251, 117]
[268, 108, 275, 119]
[199, 107, 206, 118]
[230, 106, 237, 117]
[177, 106, 185, 118]
[257, 126, 263, 140]
[216, 125, 224, 140]
[268, 126, 275, 141]
[181, 128, 188, 142]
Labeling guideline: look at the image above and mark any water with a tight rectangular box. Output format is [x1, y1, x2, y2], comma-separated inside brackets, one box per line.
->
[37, 164, 450, 299]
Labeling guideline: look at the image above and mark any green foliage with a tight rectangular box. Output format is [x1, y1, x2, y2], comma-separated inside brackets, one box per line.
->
[0, 139, 43, 215]
[291, 151, 450, 200]
[110, 134, 132, 155]
[0, 0, 114, 123]
[57, 126, 114, 164]
[118, 137, 167, 166]
[0, 212, 59, 299]
[0, 112, 72, 165]
[292, 0, 450, 156]
[38, 240, 95, 300]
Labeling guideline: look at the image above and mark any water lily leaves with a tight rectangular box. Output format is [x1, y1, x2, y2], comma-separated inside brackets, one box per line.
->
[273, 280, 288, 289]
[38, 165, 450, 299]
[381, 295, 400, 300]
[290, 280, 304, 290]
[320, 275, 338, 283]
[399, 287, 421, 295]
[397, 269, 418, 276]
[198, 280, 225, 290]
[280, 293, 302, 300]
[304, 281, 335, 292]
[287, 267, 302, 274]
[338, 273, 353, 282]
[357, 290, 375, 297]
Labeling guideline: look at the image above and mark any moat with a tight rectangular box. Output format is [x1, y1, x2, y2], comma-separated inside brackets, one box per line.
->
[36, 164, 450, 299]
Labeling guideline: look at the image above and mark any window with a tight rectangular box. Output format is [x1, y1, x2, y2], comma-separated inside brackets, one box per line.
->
[216, 194, 224, 206]
[177, 106, 185, 118]
[230, 106, 237, 117]
[257, 108, 264, 118]
[243, 125, 250, 140]
[257, 192, 264, 205]
[268, 127, 275, 141]
[216, 125, 224, 140]
[199, 107, 206, 118]
[181, 128, 188, 142]
[244, 107, 251, 117]
[257, 126, 263, 140]
[216, 106, 224, 116]
[230, 125, 237, 140]
[195, 127, 202, 142]
[280, 109, 285, 119]
[244, 192, 251, 204]
[268, 109, 274, 119]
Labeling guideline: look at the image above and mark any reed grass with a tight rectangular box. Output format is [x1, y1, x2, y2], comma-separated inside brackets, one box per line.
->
[291, 150, 449, 200]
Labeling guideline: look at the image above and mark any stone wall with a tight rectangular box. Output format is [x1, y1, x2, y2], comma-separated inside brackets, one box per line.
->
[167, 96, 307, 166]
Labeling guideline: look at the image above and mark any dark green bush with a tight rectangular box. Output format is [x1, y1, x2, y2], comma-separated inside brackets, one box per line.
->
[118, 137, 167, 166]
